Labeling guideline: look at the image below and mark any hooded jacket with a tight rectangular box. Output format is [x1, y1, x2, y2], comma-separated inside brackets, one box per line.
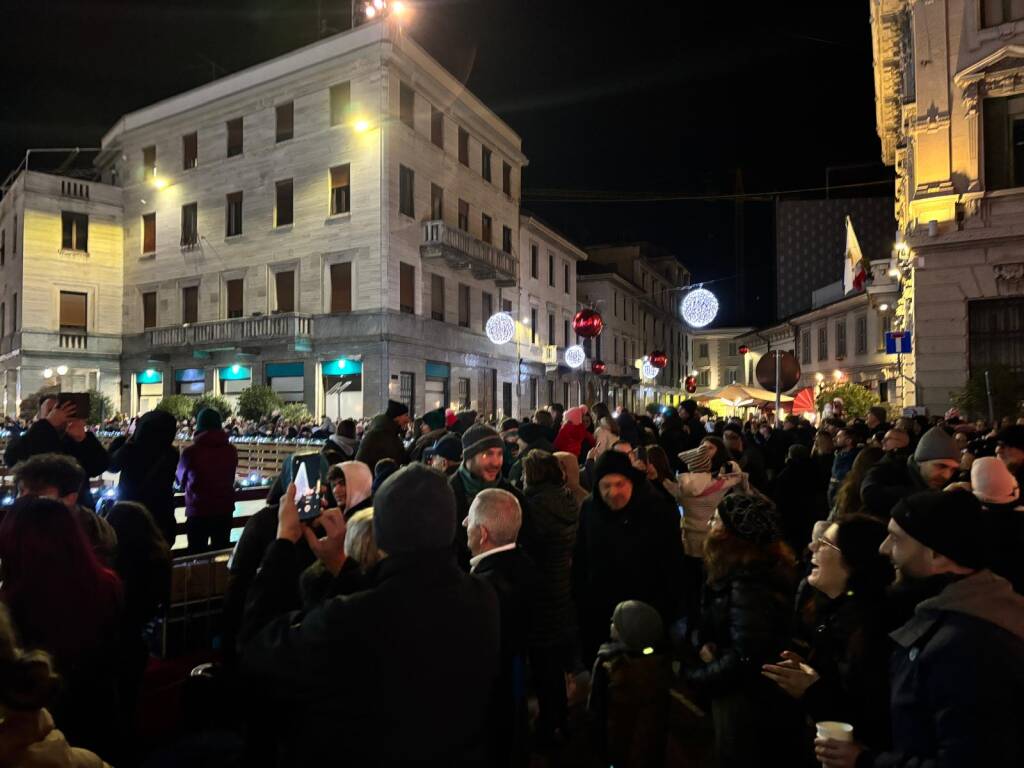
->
[555, 451, 589, 506]
[866, 571, 1024, 768]
[108, 410, 180, 544]
[176, 428, 238, 518]
[0, 709, 110, 768]
[355, 414, 407, 470]
[664, 461, 746, 558]
[338, 460, 373, 519]
[321, 434, 358, 467]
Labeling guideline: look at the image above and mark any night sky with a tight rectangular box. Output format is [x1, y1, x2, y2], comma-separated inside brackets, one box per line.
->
[2, 0, 892, 325]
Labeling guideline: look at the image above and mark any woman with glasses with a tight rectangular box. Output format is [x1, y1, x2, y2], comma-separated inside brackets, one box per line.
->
[762, 513, 894, 761]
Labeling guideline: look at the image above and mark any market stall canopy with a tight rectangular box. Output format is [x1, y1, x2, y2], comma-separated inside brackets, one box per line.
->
[697, 384, 795, 405]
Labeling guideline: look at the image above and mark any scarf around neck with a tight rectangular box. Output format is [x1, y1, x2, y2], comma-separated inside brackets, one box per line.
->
[459, 464, 499, 500]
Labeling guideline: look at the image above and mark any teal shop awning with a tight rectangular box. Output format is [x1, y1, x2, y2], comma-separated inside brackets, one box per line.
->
[219, 365, 252, 381]
[322, 359, 362, 376]
[425, 362, 450, 379]
[137, 369, 163, 384]
[175, 368, 204, 383]
[266, 362, 304, 378]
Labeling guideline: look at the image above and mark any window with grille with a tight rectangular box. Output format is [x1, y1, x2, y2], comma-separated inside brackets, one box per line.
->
[59, 291, 87, 331]
[727, 368, 738, 384]
[181, 203, 198, 246]
[183, 132, 198, 169]
[330, 164, 351, 215]
[142, 213, 156, 254]
[225, 192, 243, 237]
[61, 212, 88, 251]
[276, 102, 294, 142]
[142, 292, 156, 329]
[331, 82, 351, 127]
[698, 342, 709, 358]
[399, 165, 415, 217]
[728, 342, 738, 356]
[276, 180, 293, 226]
[226, 118, 243, 157]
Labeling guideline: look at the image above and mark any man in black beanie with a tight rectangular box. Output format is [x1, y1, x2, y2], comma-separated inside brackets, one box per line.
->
[241, 465, 499, 765]
[355, 399, 409, 470]
[507, 420, 555, 489]
[816, 490, 1024, 767]
[571, 451, 686, 666]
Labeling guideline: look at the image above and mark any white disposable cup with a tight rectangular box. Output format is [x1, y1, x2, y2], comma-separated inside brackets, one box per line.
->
[816, 721, 854, 742]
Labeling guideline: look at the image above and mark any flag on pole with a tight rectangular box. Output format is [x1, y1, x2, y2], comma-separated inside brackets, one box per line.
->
[843, 215, 867, 294]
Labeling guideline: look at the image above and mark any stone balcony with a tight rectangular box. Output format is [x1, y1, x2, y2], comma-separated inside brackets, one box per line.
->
[123, 313, 313, 357]
[420, 220, 518, 287]
[0, 330, 123, 359]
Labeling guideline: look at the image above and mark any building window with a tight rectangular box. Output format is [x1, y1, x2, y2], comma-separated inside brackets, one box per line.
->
[564, 319, 570, 347]
[399, 81, 415, 129]
[481, 146, 492, 182]
[431, 105, 444, 148]
[818, 326, 828, 361]
[458, 377, 470, 409]
[482, 292, 493, 329]
[400, 263, 415, 314]
[330, 164, 351, 215]
[430, 184, 443, 221]
[802, 330, 811, 363]
[530, 308, 538, 344]
[983, 94, 1024, 191]
[698, 369, 710, 387]
[276, 179, 293, 226]
[530, 244, 538, 278]
[458, 199, 469, 231]
[61, 211, 88, 251]
[698, 342, 709, 358]
[181, 203, 198, 246]
[564, 262, 570, 293]
[400, 372, 415, 415]
[182, 132, 198, 169]
[458, 284, 471, 328]
[502, 161, 512, 196]
[399, 165, 415, 218]
[2, 302, 7, 337]
[727, 368, 738, 384]
[0, 229, 5, 265]
[481, 214, 492, 244]
[226, 117, 243, 157]
[182, 285, 198, 324]
[330, 262, 352, 313]
[458, 127, 469, 166]
[10, 293, 15, 331]
[226, 278, 244, 319]
[59, 291, 87, 332]
[431, 274, 445, 321]
[276, 101, 294, 142]
[982, 0, 1024, 27]
[502, 298, 512, 313]
[143, 145, 156, 181]
[836, 319, 847, 358]
[142, 291, 157, 329]
[330, 81, 351, 127]
[502, 381, 512, 416]
[225, 192, 243, 237]
[502, 225, 512, 254]
[529, 377, 538, 410]
[855, 315, 868, 354]
[274, 270, 295, 313]
[728, 342, 738, 356]
[548, 253, 555, 287]
[878, 314, 892, 352]
[142, 213, 156, 254]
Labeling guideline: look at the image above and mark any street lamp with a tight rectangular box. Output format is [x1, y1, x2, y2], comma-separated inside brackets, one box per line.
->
[56, 365, 68, 376]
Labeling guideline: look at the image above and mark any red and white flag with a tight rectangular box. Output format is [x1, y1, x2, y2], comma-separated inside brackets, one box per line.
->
[843, 215, 867, 294]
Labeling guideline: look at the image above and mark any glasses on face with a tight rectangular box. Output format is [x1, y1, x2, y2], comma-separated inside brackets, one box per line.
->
[814, 536, 841, 553]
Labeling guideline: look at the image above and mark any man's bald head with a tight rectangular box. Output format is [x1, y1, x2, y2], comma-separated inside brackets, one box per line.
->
[465, 488, 522, 554]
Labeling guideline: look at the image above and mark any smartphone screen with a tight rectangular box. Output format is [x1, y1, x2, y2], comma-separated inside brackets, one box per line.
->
[293, 455, 322, 522]
[57, 392, 91, 420]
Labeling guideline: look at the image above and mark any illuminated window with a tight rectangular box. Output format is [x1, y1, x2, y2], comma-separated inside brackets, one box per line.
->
[330, 165, 351, 215]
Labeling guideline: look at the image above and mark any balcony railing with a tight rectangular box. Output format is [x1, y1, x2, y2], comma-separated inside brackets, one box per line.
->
[148, 313, 313, 348]
[59, 330, 88, 350]
[420, 220, 517, 286]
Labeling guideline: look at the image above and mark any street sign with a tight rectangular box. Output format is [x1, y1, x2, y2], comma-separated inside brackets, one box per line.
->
[885, 331, 912, 354]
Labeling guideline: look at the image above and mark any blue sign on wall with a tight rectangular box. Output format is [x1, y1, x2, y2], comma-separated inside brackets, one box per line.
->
[219, 365, 252, 381]
[322, 359, 363, 376]
[137, 369, 163, 384]
[885, 331, 912, 355]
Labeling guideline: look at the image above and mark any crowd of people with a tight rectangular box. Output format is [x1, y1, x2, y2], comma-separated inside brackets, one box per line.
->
[0, 391, 1021, 766]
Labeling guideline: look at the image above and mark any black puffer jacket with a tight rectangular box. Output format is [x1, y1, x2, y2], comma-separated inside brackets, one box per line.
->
[355, 414, 407, 469]
[520, 481, 579, 646]
[860, 453, 929, 519]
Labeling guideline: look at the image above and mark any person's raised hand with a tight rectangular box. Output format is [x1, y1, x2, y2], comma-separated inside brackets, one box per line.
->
[302, 507, 347, 576]
[276, 483, 302, 543]
[65, 420, 87, 443]
[698, 643, 717, 664]
[814, 738, 864, 768]
[45, 401, 75, 431]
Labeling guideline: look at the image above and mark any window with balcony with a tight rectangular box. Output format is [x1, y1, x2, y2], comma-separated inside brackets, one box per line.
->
[502, 225, 512, 254]
[331, 81, 351, 127]
[458, 284, 470, 328]
[330, 164, 351, 215]
[182, 286, 198, 324]
[836, 319, 847, 358]
[481, 214, 492, 244]
[183, 132, 198, 170]
[984, 94, 1024, 190]
[142, 291, 156, 329]
[61, 211, 88, 251]
[502, 161, 512, 196]
[59, 291, 87, 333]
[399, 165, 415, 218]
[458, 127, 469, 166]
[400, 263, 415, 314]
[226, 117, 243, 157]
[142, 213, 156, 254]
[274, 270, 295, 313]
[276, 101, 294, 142]
[226, 279, 244, 319]
[530, 244, 538, 278]
[430, 184, 443, 221]
[802, 329, 811, 363]
[431, 274, 445, 321]
[458, 199, 469, 231]
[481, 146, 492, 182]
[181, 203, 198, 247]
[431, 105, 444, 148]
[399, 81, 415, 129]
[818, 326, 828, 361]
[482, 292, 493, 329]
[276, 179, 293, 227]
[143, 145, 156, 181]
[856, 314, 868, 354]
[530, 308, 538, 344]
[982, 0, 1024, 27]
[330, 262, 352, 313]
[225, 192, 243, 237]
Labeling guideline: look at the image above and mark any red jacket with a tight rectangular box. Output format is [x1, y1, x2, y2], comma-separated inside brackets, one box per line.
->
[176, 429, 238, 518]
[553, 422, 595, 458]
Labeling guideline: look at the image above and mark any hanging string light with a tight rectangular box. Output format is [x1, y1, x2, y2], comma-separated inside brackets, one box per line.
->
[681, 285, 719, 328]
[485, 312, 516, 345]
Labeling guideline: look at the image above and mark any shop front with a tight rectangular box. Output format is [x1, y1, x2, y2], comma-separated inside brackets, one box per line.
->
[322, 358, 363, 421]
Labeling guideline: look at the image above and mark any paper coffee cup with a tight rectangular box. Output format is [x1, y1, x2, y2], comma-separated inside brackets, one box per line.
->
[816, 721, 854, 742]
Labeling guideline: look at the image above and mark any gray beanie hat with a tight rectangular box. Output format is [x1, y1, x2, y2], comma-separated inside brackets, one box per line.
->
[462, 423, 504, 461]
[372, 464, 456, 554]
[914, 426, 960, 463]
[612, 600, 664, 652]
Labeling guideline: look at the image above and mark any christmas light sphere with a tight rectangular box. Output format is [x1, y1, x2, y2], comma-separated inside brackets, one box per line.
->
[685, 375, 698, 393]
[738, 345, 750, 355]
[681, 288, 718, 328]
[572, 308, 604, 338]
[591, 359, 607, 375]
[641, 361, 660, 380]
[564, 345, 586, 369]
[649, 350, 668, 369]
[485, 312, 515, 344]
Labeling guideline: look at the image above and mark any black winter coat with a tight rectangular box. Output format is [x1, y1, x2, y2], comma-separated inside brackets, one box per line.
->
[108, 411, 180, 544]
[507, 437, 555, 489]
[521, 482, 579, 646]
[409, 428, 447, 463]
[860, 453, 929, 519]
[4, 419, 109, 509]
[771, 457, 829, 554]
[354, 414, 407, 470]
[241, 542, 500, 767]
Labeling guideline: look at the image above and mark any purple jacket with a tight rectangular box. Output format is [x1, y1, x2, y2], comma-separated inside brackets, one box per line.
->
[176, 429, 238, 518]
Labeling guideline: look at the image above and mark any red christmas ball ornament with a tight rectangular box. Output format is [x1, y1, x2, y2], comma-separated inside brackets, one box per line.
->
[572, 308, 604, 338]
[684, 375, 698, 394]
[591, 359, 607, 375]
[738, 345, 750, 355]
[649, 350, 668, 369]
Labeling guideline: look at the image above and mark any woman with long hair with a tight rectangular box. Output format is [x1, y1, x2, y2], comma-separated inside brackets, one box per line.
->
[0, 497, 122, 761]
[684, 494, 803, 767]
[831, 446, 884, 520]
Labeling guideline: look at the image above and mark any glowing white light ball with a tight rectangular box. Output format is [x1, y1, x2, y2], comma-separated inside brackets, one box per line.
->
[565, 345, 586, 369]
[641, 361, 660, 380]
[485, 312, 515, 344]
[681, 288, 719, 328]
